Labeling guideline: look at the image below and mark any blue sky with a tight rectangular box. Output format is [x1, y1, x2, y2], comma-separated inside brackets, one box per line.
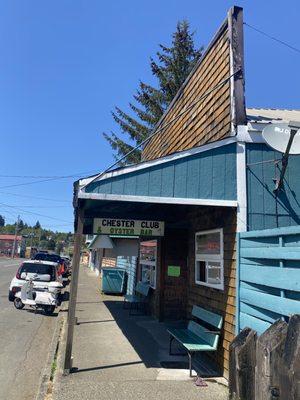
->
[0, 0, 299, 231]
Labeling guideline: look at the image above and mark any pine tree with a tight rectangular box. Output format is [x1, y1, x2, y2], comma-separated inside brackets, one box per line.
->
[103, 21, 203, 164]
[34, 221, 41, 229]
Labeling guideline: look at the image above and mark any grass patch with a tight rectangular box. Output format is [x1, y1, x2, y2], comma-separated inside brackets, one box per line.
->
[50, 360, 57, 380]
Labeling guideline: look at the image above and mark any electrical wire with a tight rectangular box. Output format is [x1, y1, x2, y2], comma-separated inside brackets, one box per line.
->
[83, 70, 240, 189]
[0, 169, 100, 179]
[0, 202, 72, 223]
[244, 22, 300, 54]
[0, 191, 70, 203]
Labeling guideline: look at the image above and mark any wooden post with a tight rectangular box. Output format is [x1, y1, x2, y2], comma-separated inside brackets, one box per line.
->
[229, 327, 257, 400]
[64, 207, 84, 373]
[279, 314, 300, 400]
[255, 320, 288, 400]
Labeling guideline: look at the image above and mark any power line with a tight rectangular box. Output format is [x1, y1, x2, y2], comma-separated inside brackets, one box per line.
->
[244, 22, 300, 54]
[0, 202, 72, 223]
[84, 70, 239, 189]
[0, 169, 100, 179]
[0, 205, 70, 208]
[0, 191, 70, 203]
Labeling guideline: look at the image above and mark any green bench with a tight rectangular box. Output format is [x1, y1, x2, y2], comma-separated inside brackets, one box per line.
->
[123, 282, 150, 315]
[168, 305, 223, 377]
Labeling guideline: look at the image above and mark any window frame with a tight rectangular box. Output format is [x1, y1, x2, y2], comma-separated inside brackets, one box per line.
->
[139, 240, 157, 289]
[195, 228, 224, 291]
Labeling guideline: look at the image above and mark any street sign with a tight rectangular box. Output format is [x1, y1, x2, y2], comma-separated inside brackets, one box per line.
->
[262, 123, 300, 154]
[93, 218, 164, 237]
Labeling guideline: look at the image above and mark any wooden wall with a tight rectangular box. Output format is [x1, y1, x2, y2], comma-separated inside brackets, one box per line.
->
[186, 206, 237, 378]
[160, 229, 188, 320]
[142, 6, 246, 162]
[142, 22, 231, 161]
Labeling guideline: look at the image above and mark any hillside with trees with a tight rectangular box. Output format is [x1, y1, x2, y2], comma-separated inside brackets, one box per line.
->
[0, 217, 73, 255]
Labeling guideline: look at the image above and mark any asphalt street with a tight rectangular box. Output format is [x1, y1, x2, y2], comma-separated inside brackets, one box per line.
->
[0, 257, 58, 400]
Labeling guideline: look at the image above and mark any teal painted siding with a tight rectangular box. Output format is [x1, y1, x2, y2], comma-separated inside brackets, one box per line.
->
[236, 226, 300, 335]
[85, 143, 237, 201]
[246, 143, 300, 230]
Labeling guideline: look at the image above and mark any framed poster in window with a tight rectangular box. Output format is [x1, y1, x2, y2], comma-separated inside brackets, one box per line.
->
[139, 240, 157, 289]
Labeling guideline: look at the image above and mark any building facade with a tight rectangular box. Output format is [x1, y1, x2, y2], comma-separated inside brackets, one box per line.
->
[73, 7, 300, 377]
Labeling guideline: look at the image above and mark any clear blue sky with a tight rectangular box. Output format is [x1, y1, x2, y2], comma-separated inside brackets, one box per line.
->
[0, 0, 299, 231]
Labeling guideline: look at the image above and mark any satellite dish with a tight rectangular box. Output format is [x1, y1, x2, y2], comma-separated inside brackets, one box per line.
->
[262, 123, 300, 154]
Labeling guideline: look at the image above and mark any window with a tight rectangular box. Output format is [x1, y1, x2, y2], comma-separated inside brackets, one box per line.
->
[139, 240, 157, 289]
[195, 229, 224, 290]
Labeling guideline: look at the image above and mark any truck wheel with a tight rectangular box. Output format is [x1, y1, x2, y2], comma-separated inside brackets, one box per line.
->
[14, 298, 25, 310]
[43, 305, 55, 315]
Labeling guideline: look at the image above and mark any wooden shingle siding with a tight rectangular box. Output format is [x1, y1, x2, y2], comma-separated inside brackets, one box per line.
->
[86, 143, 237, 201]
[186, 207, 237, 377]
[142, 26, 232, 161]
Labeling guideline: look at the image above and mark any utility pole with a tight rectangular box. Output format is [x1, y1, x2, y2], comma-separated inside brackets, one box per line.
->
[64, 208, 84, 373]
[11, 215, 20, 259]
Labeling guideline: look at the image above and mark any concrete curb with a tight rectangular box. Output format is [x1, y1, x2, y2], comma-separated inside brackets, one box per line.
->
[35, 291, 69, 400]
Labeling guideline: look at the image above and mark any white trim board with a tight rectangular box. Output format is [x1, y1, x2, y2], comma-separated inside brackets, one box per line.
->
[78, 192, 237, 208]
[236, 141, 247, 232]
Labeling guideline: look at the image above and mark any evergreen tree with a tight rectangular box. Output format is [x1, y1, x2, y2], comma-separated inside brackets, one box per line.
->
[34, 221, 41, 229]
[103, 21, 203, 164]
[0, 215, 4, 227]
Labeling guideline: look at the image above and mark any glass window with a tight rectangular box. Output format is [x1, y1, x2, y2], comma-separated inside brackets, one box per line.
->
[195, 229, 224, 290]
[140, 240, 157, 289]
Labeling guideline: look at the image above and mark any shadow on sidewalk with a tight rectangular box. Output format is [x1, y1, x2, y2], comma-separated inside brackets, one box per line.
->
[103, 299, 221, 377]
[71, 360, 143, 374]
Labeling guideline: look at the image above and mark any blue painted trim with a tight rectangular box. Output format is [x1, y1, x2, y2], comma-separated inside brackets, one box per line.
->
[240, 225, 300, 239]
[241, 247, 300, 260]
[240, 265, 300, 291]
[240, 287, 300, 316]
[239, 312, 271, 335]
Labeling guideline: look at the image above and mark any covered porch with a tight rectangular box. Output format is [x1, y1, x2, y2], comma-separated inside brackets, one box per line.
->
[65, 140, 239, 377]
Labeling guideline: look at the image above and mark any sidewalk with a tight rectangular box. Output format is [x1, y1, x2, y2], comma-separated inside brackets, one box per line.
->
[53, 266, 228, 400]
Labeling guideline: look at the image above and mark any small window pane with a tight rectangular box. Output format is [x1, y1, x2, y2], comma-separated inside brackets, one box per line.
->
[196, 232, 221, 256]
[196, 260, 206, 282]
[207, 261, 222, 285]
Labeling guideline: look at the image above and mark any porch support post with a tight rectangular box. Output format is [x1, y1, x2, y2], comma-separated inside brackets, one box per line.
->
[64, 207, 84, 373]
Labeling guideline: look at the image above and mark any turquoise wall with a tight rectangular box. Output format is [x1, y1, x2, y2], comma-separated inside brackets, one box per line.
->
[85, 143, 237, 201]
[236, 226, 300, 335]
[246, 143, 300, 230]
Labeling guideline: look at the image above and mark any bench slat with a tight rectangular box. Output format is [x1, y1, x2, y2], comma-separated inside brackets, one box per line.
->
[187, 321, 219, 348]
[168, 328, 215, 352]
[192, 305, 223, 329]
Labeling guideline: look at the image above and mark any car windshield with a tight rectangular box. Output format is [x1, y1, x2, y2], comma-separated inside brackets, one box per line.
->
[34, 253, 61, 263]
[19, 263, 56, 281]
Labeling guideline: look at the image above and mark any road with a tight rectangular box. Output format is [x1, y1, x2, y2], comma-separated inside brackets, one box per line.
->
[0, 257, 58, 400]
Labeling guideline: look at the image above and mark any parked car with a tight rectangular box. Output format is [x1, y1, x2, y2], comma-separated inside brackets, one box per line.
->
[8, 260, 63, 302]
[33, 253, 67, 277]
[61, 256, 71, 275]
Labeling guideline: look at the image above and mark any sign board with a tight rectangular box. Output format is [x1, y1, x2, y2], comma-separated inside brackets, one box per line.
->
[93, 218, 164, 237]
[262, 123, 300, 154]
[167, 265, 181, 277]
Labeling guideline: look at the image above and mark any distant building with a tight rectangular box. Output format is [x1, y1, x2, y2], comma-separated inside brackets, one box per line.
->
[0, 234, 25, 257]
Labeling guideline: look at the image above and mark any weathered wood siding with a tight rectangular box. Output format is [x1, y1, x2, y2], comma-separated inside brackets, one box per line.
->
[246, 143, 300, 230]
[186, 207, 237, 377]
[86, 143, 237, 201]
[142, 23, 231, 160]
